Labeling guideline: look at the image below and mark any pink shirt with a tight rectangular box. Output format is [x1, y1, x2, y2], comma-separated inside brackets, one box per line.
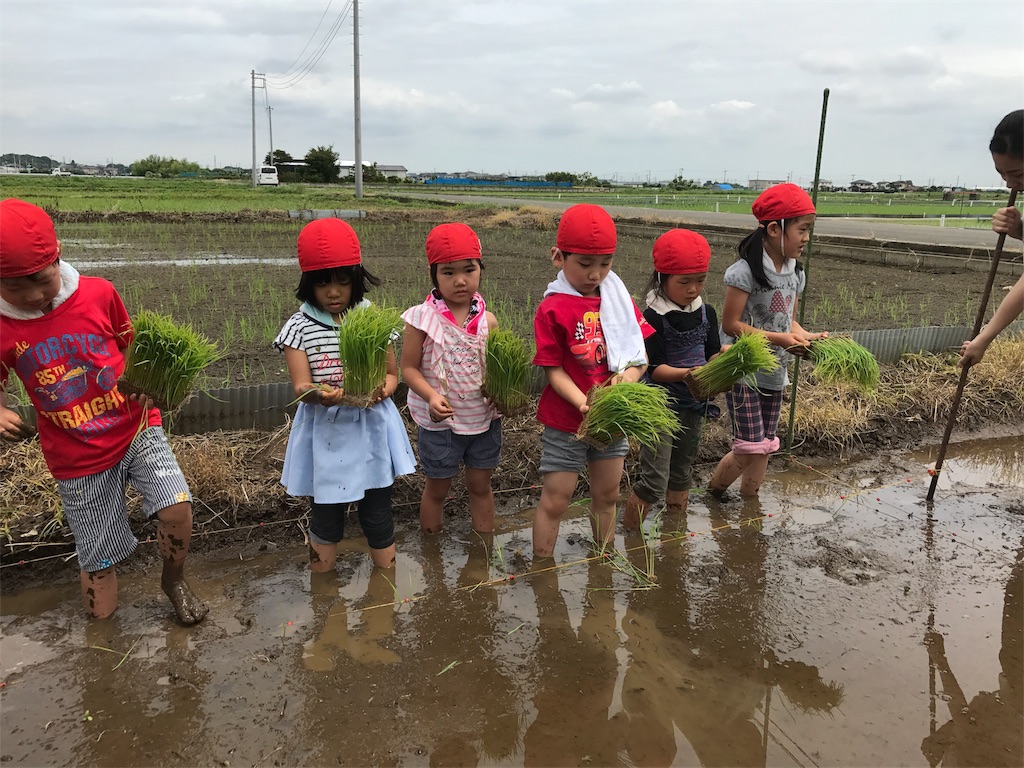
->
[402, 302, 498, 435]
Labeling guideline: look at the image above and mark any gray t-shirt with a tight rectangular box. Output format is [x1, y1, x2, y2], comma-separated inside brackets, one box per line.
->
[720, 257, 806, 391]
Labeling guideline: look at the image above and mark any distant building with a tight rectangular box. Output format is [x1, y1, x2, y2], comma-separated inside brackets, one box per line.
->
[850, 179, 876, 192]
[748, 178, 786, 191]
[337, 160, 407, 179]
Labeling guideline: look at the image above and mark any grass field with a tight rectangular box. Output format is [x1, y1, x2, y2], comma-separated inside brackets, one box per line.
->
[1, 175, 1015, 224]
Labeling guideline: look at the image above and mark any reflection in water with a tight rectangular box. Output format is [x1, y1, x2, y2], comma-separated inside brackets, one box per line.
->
[618, 496, 845, 766]
[922, 538, 1024, 767]
[302, 565, 401, 671]
[524, 560, 624, 767]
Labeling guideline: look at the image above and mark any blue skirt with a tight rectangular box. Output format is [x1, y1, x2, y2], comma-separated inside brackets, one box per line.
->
[281, 398, 416, 504]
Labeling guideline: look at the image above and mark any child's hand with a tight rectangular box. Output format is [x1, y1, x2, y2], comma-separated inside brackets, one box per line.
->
[127, 392, 156, 411]
[0, 406, 37, 441]
[318, 386, 347, 407]
[777, 332, 812, 357]
[428, 394, 454, 422]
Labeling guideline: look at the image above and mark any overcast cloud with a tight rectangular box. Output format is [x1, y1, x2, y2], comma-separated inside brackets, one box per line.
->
[1, 0, 1022, 187]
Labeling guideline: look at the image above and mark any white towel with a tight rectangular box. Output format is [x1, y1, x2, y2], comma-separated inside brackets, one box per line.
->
[545, 269, 647, 373]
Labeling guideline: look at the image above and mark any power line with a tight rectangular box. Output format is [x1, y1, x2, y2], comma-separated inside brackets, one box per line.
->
[274, 0, 335, 78]
[266, 1, 352, 90]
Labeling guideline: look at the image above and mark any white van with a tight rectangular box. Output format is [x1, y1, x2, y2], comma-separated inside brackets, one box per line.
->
[258, 165, 279, 186]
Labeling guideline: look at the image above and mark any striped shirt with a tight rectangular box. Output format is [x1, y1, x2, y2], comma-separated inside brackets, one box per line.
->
[402, 302, 497, 435]
[273, 311, 344, 386]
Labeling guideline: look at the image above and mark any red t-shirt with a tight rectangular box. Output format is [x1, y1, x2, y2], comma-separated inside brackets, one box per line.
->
[532, 293, 654, 433]
[1, 276, 162, 479]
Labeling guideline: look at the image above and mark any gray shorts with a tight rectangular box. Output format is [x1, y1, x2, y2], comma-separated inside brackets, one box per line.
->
[417, 419, 502, 479]
[56, 427, 192, 572]
[538, 426, 629, 475]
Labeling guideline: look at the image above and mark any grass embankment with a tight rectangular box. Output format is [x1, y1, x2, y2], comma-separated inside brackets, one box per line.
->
[2, 336, 1022, 559]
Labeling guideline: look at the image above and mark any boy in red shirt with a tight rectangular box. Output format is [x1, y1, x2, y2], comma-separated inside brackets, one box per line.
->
[532, 204, 653, 558]
[0, 199, 207, 625]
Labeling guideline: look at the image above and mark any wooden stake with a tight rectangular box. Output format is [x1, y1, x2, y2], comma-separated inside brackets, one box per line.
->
[926, 188, 1018, 502]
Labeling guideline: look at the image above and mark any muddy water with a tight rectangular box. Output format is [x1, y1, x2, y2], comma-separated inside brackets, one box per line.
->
[2, 437, 1022, 767]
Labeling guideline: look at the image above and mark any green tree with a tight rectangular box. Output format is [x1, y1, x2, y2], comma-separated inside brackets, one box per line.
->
[130, 155, 201, 178]
[544, 171, 577, 185]
[263, 149, 294, 166]
[304, 145, 340, 183]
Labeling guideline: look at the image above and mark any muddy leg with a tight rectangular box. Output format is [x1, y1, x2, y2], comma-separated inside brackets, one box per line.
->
[465, 467, 496, 534]
[665, 489, 689, 515]
[739, 455, 770, 497]
[156, 501, 208, 626]
[80, 566, 118, 619]
[623, 492, 650, 531]
[533, 471, 578, 558]
[709, 451, 745, 497]
[419, 476, 452, 535]
[309, 541, 338, 573]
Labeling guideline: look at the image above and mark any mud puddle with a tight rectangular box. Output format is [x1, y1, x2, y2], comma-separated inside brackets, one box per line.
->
[2, 437, 1021, 766]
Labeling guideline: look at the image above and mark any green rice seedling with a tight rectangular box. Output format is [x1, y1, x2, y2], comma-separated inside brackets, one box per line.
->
[483, 328, 534, 416]
[336, 303, 404, 406]
[120, 311, 220, 411]
[685, 332, 778, 400]
[808, 336, 880, 394]
[576, 381, 680, 449]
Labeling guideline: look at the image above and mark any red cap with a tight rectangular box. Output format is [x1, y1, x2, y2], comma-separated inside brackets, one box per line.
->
[0, 199, 60, 278]
[652, 229, 711, 275]
[751, 183, 816, 223]
[556, 204, 616, 255]
[426, 222, 482, 265]
[297, 218, 361, 272]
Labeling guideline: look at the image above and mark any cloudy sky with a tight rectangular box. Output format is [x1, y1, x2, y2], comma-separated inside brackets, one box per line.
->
[2, 0, 1022, 187]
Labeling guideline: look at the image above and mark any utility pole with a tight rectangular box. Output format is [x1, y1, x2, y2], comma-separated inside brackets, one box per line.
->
[267, 106, 274, 168]
[353, 0, 363, 198]
[251, 71, 266, 186]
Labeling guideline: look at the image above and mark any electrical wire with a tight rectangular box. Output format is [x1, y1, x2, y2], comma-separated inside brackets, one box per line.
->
[266, 1, 352, 90]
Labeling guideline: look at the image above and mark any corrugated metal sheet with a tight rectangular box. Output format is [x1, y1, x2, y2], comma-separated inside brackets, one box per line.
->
[287, 210, 367, 220]
[172, 382, 297, 434]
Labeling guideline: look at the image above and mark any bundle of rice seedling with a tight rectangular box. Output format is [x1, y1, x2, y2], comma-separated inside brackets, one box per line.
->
[335, 303, 404, 407]
[576, 382, 680, 449]
[808, 336, 879, 394]
[684, 332, 779, 400]
[119, 311, 219, 412]
[482, 328, 533, 417]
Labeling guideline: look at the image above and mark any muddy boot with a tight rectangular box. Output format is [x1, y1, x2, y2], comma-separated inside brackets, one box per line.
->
[665, 490, 689, 515]
[622, 492, 649, 531]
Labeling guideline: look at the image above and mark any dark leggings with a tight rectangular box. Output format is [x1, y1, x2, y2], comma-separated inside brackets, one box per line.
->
[310, 485, 395, 550]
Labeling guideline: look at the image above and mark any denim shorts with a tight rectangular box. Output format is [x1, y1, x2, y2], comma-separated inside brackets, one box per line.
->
[417, 419, 502, 479]
[538, 426, 629, 475]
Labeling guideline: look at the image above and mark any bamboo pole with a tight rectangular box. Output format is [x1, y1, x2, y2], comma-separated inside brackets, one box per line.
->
[925, 188, 1018, 502]
[784, 88, 829, 459]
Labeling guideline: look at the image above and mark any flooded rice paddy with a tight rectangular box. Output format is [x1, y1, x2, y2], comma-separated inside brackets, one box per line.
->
[1, 435, 1021, 767]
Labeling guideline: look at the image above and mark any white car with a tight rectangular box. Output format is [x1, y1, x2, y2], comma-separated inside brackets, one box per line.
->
[51, 168, 72, 176]
[258, 166, 279, 186]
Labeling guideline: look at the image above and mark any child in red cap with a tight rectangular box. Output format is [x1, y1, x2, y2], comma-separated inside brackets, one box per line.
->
[624, 229, 723, 529]
[708, 184, 828, 498]
[274, 218, 415, 573]
[400, 223, 501, 535]
[0, 198, 207, 625]
[532, 204, 654, 558]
